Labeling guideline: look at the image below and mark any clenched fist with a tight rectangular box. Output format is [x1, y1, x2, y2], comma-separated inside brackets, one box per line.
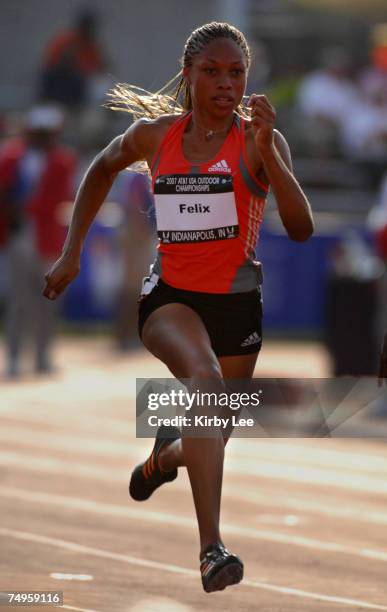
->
[247, 94, 276, 155]
[43, 252, 80, 300]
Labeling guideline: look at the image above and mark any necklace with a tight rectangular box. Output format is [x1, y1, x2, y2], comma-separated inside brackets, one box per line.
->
[191, 117, 233, 141]
[204, 129, 222, 141]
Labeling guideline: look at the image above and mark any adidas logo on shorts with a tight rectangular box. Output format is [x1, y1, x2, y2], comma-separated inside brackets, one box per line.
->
[240, 332, 261, 347]
[208, 159, 232, 173]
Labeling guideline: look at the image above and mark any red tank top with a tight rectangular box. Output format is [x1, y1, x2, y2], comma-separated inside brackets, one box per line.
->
[150, 112, 269, 293]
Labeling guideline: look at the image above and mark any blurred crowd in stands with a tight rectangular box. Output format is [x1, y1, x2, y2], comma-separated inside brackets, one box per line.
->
[294, 42, 387, 188]
[0, 8, 386, 385]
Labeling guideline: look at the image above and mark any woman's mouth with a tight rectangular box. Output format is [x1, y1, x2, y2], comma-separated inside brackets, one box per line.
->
[212, 96, 234, 108]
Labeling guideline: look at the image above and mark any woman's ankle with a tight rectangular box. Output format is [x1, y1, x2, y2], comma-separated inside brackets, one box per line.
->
[200, 539, 224, 559]
[158, 440, 181, 472]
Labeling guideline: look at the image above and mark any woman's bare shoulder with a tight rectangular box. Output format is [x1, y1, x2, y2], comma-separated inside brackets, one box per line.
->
[128, 113, 184, 160]
[134, 113, 183, 135]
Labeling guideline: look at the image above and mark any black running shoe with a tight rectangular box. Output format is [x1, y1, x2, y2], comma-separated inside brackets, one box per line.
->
[129, 425, 181, 501]
[200, 543, 244, 593]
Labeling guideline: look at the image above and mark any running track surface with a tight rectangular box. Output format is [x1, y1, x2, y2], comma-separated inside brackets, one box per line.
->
[1, 337, 387, 612]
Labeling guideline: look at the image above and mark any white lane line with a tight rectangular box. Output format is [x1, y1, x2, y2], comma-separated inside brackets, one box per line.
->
[1, 425, 387, 495]
[0, 450, 120, 482]
[236, 488, 387, 526]
[0, 410, 134, 438]
[231, 437, 387, 472]
[128, 598, 192, 612]
[50, 573, 93, 581]
[0, 370, 137, 402]
[225, 457, 387, 495]
[1, 527, 386, 611]
[1, 485, 387, 563]
[2, 410, 387, 474]
[241, 578, 387, 611]
[0, 527, 197, 575]
[1, 450, 387, 528]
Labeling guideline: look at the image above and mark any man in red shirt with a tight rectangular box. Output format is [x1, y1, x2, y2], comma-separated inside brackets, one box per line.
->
[0, 105, 77, 377]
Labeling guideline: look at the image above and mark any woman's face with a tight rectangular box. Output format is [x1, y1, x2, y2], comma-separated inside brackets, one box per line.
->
[185, 37, 248, 118]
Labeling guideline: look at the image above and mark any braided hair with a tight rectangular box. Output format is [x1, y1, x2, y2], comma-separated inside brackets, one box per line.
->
[107, 22, 251, 120]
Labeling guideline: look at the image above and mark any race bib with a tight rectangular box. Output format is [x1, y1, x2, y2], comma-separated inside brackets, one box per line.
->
[154, 173, 239, 244]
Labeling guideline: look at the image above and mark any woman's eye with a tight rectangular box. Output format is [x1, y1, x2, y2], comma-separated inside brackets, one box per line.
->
[231, 69, 244, 76]
[204, 68, 216, 74]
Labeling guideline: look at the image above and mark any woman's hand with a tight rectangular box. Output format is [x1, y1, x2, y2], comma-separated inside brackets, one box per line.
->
[42, 252, 80, 300]
[247, 94, 276, 156]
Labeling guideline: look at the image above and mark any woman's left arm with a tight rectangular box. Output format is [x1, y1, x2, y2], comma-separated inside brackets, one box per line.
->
[249, 94, 314, 242]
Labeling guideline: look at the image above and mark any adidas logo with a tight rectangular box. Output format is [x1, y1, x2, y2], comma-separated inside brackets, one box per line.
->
[208, 159, 232, 173]
[240, 332, 261, 347]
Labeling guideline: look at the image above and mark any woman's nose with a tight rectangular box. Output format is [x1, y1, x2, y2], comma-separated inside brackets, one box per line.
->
[216, 76, 232, 89]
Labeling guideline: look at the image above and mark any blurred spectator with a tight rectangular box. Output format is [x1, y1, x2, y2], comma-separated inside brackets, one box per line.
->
[297, 48, 356, 123]
[296, 48, 357, 156]
[359, 23, 387, 102]
[340, 80, 387, 188]
[111, 170, 156, 350]
[0, 105, 77, 377]
[39, 10, 108, 109]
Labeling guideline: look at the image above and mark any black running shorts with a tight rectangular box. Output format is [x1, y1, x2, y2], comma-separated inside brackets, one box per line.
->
[138, 278, 263, 357]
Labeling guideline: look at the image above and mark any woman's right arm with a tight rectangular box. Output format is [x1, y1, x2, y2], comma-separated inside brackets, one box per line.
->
[43, 119, 155, 300]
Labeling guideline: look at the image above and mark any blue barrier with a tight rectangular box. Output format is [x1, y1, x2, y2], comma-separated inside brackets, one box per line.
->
[257, 228, 337, 331]
[63, 222, 371, 333]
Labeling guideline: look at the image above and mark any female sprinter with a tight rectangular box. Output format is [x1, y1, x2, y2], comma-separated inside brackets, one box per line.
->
[43, 22, 314, 593]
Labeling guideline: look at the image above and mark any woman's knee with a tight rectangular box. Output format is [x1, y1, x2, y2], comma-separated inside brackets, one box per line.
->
[190, 359, 223, 383]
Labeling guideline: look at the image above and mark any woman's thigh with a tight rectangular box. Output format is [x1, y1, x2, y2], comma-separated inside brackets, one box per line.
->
[141, 302, 221, 379]
[141, 301, 260, 442]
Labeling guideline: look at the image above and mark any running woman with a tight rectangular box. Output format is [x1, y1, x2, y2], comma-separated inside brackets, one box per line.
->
[43, 22, 314, 593]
